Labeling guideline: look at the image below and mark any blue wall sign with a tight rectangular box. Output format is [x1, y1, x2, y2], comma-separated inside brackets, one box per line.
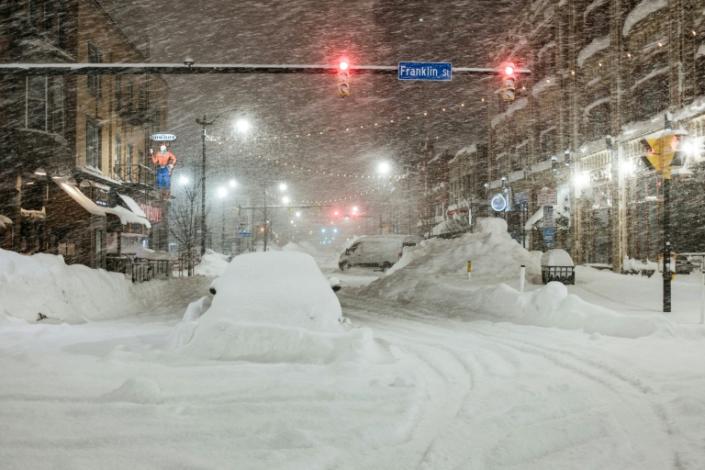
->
[490, 193, 508, 212]
[398, 62, 452, 81]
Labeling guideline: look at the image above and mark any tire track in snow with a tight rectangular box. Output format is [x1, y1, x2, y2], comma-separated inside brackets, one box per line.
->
[341, 294, 681, 469]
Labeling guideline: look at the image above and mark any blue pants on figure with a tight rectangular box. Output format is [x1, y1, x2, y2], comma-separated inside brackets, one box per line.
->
[156, 166, 171, 189]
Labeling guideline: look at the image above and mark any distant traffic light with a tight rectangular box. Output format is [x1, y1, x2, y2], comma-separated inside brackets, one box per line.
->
[337, 58, 351, 97]
[500, 62, 517, 102]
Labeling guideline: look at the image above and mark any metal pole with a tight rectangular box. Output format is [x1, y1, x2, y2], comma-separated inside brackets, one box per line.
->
[263, 186, 268, 252]
[221, 199, 226, 253]
[663, 177, 672, 313]
[195, 115, 214, 256]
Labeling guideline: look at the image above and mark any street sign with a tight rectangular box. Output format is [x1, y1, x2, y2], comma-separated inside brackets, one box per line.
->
[239, 231, 252, 238]
[151, 133, 176, 142]
[398, 62, 452, 81]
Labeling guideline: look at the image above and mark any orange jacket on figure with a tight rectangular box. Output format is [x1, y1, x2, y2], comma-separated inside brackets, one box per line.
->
[152, 150, 177, 168]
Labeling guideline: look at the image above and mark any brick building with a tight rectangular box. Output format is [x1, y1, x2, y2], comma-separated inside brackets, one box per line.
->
[0, 0, 169, 268]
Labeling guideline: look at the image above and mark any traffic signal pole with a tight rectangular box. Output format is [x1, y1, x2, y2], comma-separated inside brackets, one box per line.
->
[663, 177, 672, 313]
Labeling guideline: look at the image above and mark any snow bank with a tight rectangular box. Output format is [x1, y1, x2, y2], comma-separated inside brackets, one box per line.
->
[361, 219, 673, 338]
[384, 218, 541, 283]
[194, 249, 229, 277]
[0, 249, 140, 322]
[178, 252, 387, 363]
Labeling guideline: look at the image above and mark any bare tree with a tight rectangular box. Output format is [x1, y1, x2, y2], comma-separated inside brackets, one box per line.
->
[170, 184, 201, 276]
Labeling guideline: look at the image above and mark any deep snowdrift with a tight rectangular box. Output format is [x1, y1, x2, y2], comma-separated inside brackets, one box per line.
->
[363, 218, 674, 338]
[0, 248, 139, 323]
[176, 251, 386, 363]
[386, 217, 541, 282]
[194, 249, 230, 277]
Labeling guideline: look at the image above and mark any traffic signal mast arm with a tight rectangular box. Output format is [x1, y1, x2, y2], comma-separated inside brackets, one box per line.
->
[0, 62, 532, 76]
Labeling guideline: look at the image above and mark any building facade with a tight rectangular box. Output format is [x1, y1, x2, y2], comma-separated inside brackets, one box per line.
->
[0, 0, 169, 268]
[482, 0, 705, 271]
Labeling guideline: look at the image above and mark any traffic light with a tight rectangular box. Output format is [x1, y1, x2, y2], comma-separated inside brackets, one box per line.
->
[337, 58, 350, 97]
[500, 62, 517, 102]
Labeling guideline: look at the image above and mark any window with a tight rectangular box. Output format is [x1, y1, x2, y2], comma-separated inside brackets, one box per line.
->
[87, 43, 102, 98]
[127, 144, 134, 181]
[114, 135, 122, 178]
[48, 77, 64, 135]
[86, 117, 101, 169]
[26, 76, 47, 130]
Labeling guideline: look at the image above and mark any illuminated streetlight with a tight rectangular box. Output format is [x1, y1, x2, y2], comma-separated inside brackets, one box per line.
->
[234, 118, 251, 134]
[281, 195, 291, 205]
[278, 182, 288, 192]
[178, 175, 190, 186]
[295, 211, 302, 218]
[228, 178, 238, 188]
[216, 186, 228, 199]
[376, 160, 392, 176]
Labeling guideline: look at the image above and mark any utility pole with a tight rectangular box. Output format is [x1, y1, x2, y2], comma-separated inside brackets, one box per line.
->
[195, 115, 214, 256]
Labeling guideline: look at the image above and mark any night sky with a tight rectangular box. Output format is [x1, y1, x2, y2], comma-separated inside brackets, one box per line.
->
[105, 0, 520, 203]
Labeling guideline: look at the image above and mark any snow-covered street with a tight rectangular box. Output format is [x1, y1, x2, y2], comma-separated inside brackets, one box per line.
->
[2, 271, 705, 469]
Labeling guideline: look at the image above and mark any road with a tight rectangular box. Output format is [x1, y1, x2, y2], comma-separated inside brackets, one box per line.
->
[1, 278, 704, 469]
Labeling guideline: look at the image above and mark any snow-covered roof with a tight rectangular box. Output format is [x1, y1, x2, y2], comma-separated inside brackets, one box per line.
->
[623, 0, 667, 37]
[78, 165, 123, 186]
[577, 35, 611, 67]
[118, 193, 147, 218]
[106, 206, 151, 229]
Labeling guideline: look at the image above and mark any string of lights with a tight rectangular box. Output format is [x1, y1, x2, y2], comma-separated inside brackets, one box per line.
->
[206, 98, 482, 146]
[249, 154, 407, 181]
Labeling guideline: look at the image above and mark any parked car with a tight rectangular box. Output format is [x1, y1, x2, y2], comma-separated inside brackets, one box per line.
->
[338, 235, 421, 271]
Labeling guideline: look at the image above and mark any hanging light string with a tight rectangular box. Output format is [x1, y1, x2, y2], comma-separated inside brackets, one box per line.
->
[248, 154, 407, 181]
[297, 186, 385, 206]
[205, 99, 475, 146]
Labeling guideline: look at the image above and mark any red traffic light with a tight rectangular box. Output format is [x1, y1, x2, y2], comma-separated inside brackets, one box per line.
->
[339, 59, 349, 71]
[503, 63, 515, 77]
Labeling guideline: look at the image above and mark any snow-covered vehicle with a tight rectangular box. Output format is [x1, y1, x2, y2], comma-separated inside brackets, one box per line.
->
[541, 249, 575, 285]
[338, 235, 421, 271]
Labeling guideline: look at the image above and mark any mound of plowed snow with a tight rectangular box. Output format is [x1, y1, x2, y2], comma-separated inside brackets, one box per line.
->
[0, 249, 139, 322]
[362, 218, 673, 338]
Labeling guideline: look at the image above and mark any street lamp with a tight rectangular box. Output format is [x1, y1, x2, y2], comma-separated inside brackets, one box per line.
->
[376, 160, 392, 177]
[281, 195, 291, 205]
[217, 186, 229, 252]
[262, 181, 290, 252]
[196, 111, 254, 255]
[228, 178, 238, 189]
[178, 174, 190, 186]
[278, 182, 288, 192]
[234, 118, 252, 135]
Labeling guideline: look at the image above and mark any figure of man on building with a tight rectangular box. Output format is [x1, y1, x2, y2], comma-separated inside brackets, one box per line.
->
[151, 144, 177, 197]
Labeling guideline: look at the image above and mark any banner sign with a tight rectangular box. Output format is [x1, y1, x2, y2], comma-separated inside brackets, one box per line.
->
[150, 133, 177, 142]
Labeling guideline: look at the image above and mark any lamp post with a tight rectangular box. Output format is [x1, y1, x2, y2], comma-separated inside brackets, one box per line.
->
[216, 186, 228, 253]
[262, 181, 289, 252]
[194, 114, 251, 256]
[376, 160, 393, 234]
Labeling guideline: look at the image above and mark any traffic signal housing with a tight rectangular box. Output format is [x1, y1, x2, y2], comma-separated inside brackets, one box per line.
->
[337, 58, 350, 97]
[499, 62, 517, 102]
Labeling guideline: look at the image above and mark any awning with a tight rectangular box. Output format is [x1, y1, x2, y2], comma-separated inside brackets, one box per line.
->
[525, 206, 545, 230]
[54, 178, 151, 228]
[118, 193, 147, 219]
[0, 214, 13, 231]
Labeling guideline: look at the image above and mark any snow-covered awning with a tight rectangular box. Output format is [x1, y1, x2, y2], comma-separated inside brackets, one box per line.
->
[54, 178, 151, 228]
[118, 194, 148, 219]
[525, 206, 545, 230]
[0, 214, 13, 231]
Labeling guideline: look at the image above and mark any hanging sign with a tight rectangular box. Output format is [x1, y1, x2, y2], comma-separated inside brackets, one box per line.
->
[150, 133, 177, 142]
[490, 193, 508, 212]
